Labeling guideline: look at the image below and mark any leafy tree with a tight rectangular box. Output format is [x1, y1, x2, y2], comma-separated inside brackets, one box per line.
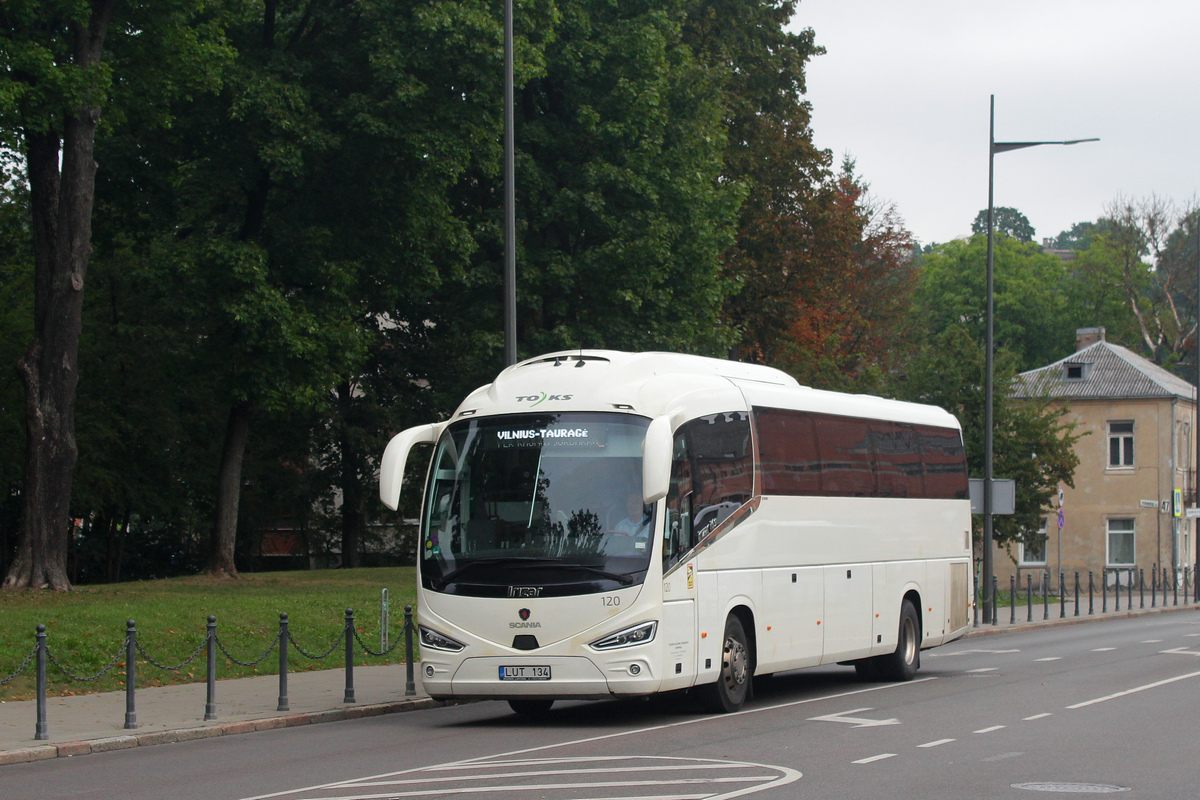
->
[1048, 220, 1106, 251]
[896, 326, 1081, 551]
[972, 206, 1035, 243]
[914, 234, 1076, 372]
[772, 161, 916, 391]
[0, 0, 228, 589]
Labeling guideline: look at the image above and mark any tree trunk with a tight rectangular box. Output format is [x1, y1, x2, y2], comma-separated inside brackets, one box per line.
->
[4, 2, 116, 591]
[206, 402, 253, 578]
[338, 381, 364, 569]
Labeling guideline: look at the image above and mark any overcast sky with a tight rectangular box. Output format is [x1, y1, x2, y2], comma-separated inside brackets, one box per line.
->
[789, 1, 1199, 248]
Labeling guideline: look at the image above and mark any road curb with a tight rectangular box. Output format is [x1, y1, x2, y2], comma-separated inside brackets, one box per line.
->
[0, 697, 441, 766]
[964, 602, 1197, 638]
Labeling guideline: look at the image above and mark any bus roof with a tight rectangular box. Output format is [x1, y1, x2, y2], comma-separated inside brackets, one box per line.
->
[450, 350, 960, 432]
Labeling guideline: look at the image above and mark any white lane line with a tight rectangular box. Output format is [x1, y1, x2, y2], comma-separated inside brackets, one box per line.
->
[1034, 657, 1061, 662]
[1023, 713, 1052, 721]
[982, 752, 1024, 762]
[1067, 669, 1200, 709]
[238, 679, 932, 800]
[853, 754, 897, 764]
[918, 739, 955, 748]
[966, 668, 997, 673]
[1142, 640, 1163, 643]
[1092, 647, 1116, 652]
[974, 725, 1006, 734]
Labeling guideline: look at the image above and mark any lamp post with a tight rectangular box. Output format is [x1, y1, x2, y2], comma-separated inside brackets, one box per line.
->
[981, 95, 1097, 622]
[502, 0, 517, 367]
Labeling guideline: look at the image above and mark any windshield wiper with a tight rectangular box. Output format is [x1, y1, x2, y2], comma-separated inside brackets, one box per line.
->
[431, 557, 636, 588]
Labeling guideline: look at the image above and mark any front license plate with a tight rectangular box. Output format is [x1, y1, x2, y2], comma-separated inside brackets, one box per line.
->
[499, 665, 551, 681]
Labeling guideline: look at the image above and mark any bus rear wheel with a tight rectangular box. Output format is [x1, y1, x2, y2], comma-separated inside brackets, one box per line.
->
[704, 615, 751, 713]
[874, 599, 920, 681]
[508, 699, 554, 718]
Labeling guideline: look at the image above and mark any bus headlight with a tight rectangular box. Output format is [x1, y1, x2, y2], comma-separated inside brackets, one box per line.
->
[589, 621, 657, 651]
[419, 625, 466, 652]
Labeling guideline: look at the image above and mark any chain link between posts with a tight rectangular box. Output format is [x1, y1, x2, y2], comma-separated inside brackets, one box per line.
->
[352, 625, 405, 657]
[286, 627, 346, 660]
[215, 633, 280, 668]
[46, 641, 127, 682]
[135, 636, 209, 672]
[0, 644, 39, 686]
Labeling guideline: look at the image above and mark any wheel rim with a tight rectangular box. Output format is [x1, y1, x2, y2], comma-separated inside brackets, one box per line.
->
[722, 634, 748, 692]
[900, 616, 917, 665]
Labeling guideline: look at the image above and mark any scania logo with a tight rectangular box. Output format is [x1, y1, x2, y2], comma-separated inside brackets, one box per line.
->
[515, 392, 573, 407]
[519, 608, 531, 621]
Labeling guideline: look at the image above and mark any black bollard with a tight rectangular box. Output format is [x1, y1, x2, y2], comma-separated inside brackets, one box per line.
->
[1059, 572, 1066, 619]
[125, 620, 137, 730]
[278, 612, 290, 712]
[344, 608, 356, 704]
[404, 605, 416, 697]
[35, 624, 48, 740]
[205, 616, 217, 720]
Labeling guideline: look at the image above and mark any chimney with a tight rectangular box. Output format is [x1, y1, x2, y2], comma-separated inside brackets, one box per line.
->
[1076, 327, 1105, 350]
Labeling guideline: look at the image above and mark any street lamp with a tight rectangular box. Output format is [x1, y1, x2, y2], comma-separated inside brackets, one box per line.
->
[981, 94, 1097, 623]
[502, 0, 517, 367]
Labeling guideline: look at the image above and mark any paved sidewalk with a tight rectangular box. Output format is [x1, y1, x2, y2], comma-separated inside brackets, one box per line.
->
[1, 600, 1196, 767]
[0, 663, 436, 766]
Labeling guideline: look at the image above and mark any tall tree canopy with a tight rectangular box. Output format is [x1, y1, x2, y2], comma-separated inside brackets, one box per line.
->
[972, 206, 1035, 243]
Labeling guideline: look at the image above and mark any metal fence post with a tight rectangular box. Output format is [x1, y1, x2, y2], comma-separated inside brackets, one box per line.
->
[1074, 572, 1080, 616]
[343, 608, 356, 704]
[1152, 564, 1158, 608]
[1173, 566, 1179, 606]
[1043, 572, 1049, 620]
[35, 624, 48, 740]
[124, 620, 137, 729]
[277, 612, 289, 712]
[1102, 571, 1108, 613]
[404, 605, 416, 697]
[205, 615, 217, 720]
[1115, 570, 1121, 611]
[992, 575, 998, 625]
[1026, 574, 1033, 622]
[1009, 575, 1016, 624]
[1088, 571, 1095, 615]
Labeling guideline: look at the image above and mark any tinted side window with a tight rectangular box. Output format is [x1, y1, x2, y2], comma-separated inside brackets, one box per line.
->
[752, 407, 968, 500]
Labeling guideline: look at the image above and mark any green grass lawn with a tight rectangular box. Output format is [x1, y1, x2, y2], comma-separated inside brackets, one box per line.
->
[0, 567, 417, 702]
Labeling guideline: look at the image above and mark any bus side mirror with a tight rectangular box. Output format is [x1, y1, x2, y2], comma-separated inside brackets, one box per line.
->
[642, 416, 673, 505]
[379, 423, 439, 510]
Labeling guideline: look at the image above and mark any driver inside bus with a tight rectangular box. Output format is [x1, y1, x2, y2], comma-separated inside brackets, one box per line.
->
[613, 492, 652, 539]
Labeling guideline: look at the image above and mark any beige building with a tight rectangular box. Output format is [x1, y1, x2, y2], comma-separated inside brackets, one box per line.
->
[998, 327, 1197, 592]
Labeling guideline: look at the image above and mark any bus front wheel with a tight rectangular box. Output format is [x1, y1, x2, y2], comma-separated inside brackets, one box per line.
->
[704, 615, 751, 713]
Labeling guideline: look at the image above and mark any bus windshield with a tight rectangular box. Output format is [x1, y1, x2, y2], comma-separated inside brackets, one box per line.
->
[420, 413, 655, 597]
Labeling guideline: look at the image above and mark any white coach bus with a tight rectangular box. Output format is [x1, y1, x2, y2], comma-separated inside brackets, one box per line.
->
[380, 350, 973, 715]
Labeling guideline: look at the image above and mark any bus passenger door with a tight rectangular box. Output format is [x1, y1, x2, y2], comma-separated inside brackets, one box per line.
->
[660, 494, 697, 691]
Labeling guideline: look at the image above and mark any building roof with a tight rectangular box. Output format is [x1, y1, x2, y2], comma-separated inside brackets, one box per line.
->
[1012, 339, 1196, 402]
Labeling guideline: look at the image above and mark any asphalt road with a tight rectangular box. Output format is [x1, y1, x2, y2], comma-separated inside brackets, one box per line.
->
[9, 612, 1200, 800]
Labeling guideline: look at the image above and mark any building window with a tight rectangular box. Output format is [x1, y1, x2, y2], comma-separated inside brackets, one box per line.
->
[1106, 518, 1135, 566]
[1064, 362, 1086, 380]
[1019, 518, 1048, 566]
[1107, 421, 1134, 468]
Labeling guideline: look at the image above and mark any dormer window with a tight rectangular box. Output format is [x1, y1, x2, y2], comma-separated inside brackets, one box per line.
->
[1064, 362, 1087, 380]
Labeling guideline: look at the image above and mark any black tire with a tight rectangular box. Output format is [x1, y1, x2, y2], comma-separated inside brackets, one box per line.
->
[875, 599, 921, 682]
[703, 614, 752, 713]
[508, 698, 554, 718]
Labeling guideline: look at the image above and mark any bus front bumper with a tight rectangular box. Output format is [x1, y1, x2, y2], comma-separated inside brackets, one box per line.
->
[423, 654, 661, 700]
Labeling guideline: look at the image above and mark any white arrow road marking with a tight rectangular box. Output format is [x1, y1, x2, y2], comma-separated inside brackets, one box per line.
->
[1160, 646, 1200, 656]
[808, 707, 900, 727]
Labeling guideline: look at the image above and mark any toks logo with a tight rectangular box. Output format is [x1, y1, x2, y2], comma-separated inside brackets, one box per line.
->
[515, 392, 573, 407]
